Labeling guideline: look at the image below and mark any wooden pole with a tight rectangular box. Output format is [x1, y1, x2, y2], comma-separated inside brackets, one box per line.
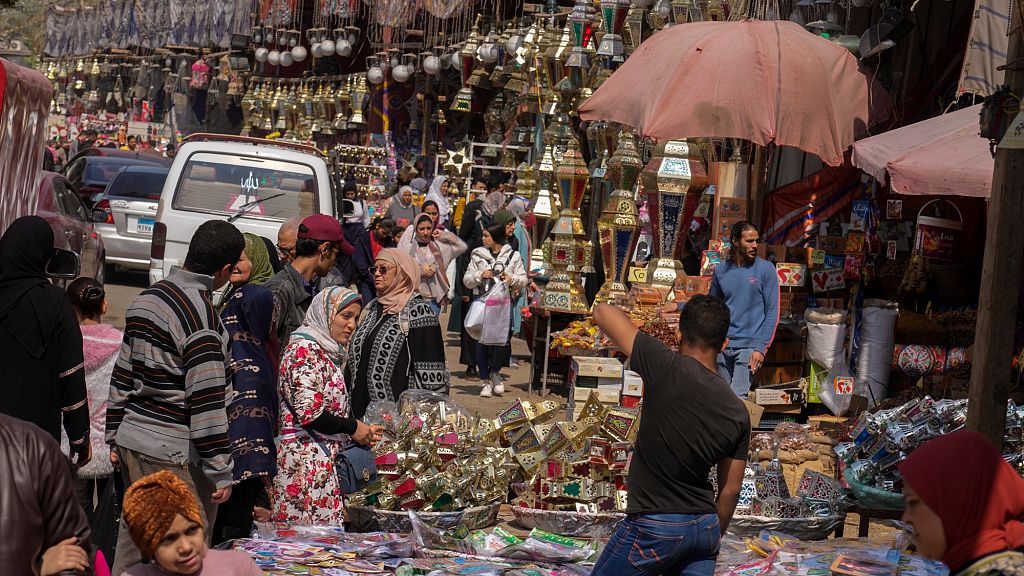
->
[966, 5, 1024, 446]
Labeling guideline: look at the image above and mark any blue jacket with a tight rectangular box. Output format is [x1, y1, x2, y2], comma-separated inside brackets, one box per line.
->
[708, 257, 780, 353]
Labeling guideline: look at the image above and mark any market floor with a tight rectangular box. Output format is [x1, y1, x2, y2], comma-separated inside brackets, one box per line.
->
[104, 269, 553, 415]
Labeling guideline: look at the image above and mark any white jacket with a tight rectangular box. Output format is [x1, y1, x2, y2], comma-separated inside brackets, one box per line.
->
[464, 244, 529, 296]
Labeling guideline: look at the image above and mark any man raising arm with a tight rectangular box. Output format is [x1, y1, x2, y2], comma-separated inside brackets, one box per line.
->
[591, 296, 751, 576]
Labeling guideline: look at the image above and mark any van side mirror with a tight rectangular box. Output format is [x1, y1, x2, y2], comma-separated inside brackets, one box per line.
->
[45, 248, 80, 279]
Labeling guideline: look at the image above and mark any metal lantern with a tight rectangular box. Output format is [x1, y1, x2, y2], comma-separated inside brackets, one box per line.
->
[598, 0, 631, 56]
[641, 139, 708, 286]
[451, 21, 481, 112]
[566, 0, 596, 69]
[349, 75, 368, 126]
[595, 130, 643, 304]
[539, 140, 593, 313]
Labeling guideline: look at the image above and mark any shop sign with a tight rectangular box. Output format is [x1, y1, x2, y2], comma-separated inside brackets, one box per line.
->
[811, 268, 845, 293]
[775, 263, 806, 287]
[627, 266, 648, 283]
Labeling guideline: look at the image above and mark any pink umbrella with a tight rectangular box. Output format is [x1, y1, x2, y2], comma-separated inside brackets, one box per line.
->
[578, 20, 890, 167]
[852, 104, 992, 197]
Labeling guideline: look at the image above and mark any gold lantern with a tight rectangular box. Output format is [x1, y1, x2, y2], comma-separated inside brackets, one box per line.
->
[349, 75, 368, 126]
[642, 139, 708, 287]
[539, 140, 593, 314]
[594, 130, 643, 305]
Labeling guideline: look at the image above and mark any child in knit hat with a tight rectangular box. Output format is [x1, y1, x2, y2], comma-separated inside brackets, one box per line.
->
[121, 471, 260, 575]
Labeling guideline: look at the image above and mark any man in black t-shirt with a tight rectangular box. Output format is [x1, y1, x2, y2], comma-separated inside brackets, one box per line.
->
[591, 295, 751, 576]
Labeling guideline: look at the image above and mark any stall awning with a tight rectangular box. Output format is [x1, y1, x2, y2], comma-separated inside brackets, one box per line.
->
[851, 105, 992, 197]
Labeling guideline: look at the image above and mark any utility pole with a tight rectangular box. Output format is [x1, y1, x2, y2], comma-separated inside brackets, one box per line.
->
[966, 2, 1024, 446]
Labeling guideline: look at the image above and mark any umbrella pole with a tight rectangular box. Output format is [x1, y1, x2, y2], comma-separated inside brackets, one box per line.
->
[748, 143, 771, 228]
[966, 1, 1024, 446]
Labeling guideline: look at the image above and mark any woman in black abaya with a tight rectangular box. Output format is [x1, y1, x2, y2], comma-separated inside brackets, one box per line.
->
[0, 216, 91, 468]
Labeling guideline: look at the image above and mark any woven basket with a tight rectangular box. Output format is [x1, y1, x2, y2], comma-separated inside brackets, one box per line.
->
[843, 468, 905, 510]
[346, 503, 501, 533]
[510, 507, 625, 538]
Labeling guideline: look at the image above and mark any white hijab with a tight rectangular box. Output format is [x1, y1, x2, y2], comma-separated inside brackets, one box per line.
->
[289, 286, 362, 367]
[424, 176, 450, 225]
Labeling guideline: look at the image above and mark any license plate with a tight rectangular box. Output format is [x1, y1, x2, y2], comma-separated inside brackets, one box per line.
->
[136, 218, 154, 234]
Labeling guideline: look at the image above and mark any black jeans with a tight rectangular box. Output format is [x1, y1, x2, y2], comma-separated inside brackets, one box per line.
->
[212, 477, 268, 545]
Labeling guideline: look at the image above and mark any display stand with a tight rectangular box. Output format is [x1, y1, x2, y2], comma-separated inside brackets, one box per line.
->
[527, 308, 586, 396]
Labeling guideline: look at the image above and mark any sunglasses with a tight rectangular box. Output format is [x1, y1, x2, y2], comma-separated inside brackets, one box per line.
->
[369, 265, 394, 276]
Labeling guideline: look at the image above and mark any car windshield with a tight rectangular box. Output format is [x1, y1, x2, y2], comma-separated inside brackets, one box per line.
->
[106, 171, 167, 200]
[85, 159, 158, 184]
[172, 152, 319, 221]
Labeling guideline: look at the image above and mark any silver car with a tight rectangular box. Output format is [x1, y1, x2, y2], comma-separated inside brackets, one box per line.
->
[92, 165, 169, 271]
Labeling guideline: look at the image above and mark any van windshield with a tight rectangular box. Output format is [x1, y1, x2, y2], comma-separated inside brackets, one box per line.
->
[173, 152, 319, 221]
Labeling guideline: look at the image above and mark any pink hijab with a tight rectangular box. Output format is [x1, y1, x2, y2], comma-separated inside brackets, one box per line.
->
[375, 248, 421, 315]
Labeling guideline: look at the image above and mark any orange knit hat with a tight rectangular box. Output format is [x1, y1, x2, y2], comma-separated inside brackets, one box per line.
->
[122, 470, 203, 559]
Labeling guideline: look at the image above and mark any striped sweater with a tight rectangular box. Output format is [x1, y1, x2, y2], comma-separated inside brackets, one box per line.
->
[105, 269, 234, 488]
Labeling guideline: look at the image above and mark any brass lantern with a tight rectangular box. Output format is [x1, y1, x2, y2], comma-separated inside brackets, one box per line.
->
[539, 140, 593, 314]
[597, 0, 631, 56]
[642, 139, 708, 286]
[594, 130, 643, 305]
[349, 75, 368, 126]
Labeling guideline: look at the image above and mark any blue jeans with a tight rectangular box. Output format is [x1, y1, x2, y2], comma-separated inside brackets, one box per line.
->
[592, 513, 721, 576]
[717, 348, 754, 397]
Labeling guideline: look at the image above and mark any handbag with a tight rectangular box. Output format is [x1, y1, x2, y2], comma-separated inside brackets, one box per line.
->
[282, 397, 377, 494]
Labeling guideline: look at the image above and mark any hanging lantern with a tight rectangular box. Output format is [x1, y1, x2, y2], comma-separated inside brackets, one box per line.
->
[566, 0, 596, 69]
[641, 139, 708, 286]
[594, 130, 643, 305]
[190, 57, 211, 89]
[597, 0, 631, 56]
[349, 75, 368, 125]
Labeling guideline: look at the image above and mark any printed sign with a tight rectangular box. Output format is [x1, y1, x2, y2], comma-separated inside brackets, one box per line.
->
[833, 376, 855, 395]
[811, 249, 826, 266]
[776, 263, 807, 287]
[627, 266, 648, 283]
[886, 199, 903, 220]
[811, 268, 845, 293]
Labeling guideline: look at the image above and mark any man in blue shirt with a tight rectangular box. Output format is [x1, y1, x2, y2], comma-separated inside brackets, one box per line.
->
[665, 221, 780, 397]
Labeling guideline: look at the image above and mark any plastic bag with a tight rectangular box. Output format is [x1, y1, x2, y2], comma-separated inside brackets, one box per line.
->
[805, 309, 847, 370]
[818, 358, 855, 416]
[465, 299, 486, 341]
[856, 304, 899, 406]
[479, 281, 511, 346]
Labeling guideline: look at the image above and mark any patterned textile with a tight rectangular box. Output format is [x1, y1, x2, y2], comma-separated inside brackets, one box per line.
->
[346, 295, 450, 419]
[893, 344, 970, 377]
[269, 339, 350, 525]
[222, 285, 278, 483]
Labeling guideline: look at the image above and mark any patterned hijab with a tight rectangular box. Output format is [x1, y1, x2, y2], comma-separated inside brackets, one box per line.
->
[375, 248, 420, 315]
[481, 190, 505, 217]
[243, 233, 274, 285]
[290, 286, 362, 365]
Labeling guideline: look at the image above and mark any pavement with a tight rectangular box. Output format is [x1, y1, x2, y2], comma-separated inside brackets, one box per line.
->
[103, 269, 557, 416]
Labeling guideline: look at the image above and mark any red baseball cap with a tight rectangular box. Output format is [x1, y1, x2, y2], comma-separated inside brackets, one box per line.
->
[298, 214, 354, 255]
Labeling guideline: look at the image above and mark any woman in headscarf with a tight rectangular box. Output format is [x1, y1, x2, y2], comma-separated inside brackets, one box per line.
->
[0, 216, 90, 468]
[384, 185, 419, 229]
[212, 233, 279, 543]
[347, 248, 450, 418]
[270, 287, 383, 525]
[463, 221, 528, 397]
[400, 212, 467, 314]
[424, 176, 452, 229]
[899, 430, 1024, 576]
[451, 187, 506, 379]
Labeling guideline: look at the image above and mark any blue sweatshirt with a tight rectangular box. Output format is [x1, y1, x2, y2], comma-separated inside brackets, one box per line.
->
[708, 257, 780, 353]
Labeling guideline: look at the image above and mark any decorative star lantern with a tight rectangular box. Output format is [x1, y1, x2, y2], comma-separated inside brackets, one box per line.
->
[641, 139, 709, 287]
[595, 130, 643, 305]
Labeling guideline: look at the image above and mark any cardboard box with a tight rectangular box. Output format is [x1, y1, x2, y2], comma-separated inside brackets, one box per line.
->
[572, 387, 620, 404]
[757, 244, 789, 263]
[754, 387, 804, 406]
[570, 357, 624, 389]
[674, 275, 713, 301]
[743, 400, 765, 428]
[817, 236, 846, 255]
[621, 395, 642, 409]
[622, 370, 644, 397]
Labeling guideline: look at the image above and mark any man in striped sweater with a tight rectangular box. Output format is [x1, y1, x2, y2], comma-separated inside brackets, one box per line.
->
[106, 220, 245, 575]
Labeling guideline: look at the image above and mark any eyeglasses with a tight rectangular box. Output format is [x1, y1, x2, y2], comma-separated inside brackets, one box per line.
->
[276, 244, 295, 256]
[369, 265, 393, 276]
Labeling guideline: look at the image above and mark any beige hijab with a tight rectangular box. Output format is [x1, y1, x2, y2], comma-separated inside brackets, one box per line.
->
[375, 248, 421, 315]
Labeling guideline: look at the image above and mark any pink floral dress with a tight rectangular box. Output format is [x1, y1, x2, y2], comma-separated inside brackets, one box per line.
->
[269, 339, 350, 525]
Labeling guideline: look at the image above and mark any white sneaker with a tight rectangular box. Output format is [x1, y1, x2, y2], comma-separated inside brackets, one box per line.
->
[509, 360, 520, 369]
[492, 374, 505, 396]
[480, 383, 493, 397]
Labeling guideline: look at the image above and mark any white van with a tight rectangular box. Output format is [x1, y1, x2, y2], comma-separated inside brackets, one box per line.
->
[150, 134, 335, 285]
